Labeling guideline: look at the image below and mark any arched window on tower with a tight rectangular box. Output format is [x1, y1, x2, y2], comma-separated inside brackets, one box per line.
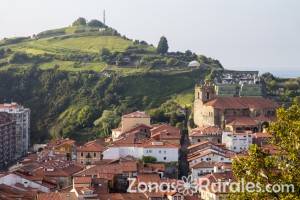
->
[206, 92, 210, 100]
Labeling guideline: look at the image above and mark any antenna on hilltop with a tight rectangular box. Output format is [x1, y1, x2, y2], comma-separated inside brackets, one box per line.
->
[103, 9, 106, 25]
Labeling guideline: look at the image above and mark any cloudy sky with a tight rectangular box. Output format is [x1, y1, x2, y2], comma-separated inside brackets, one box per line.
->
[1, 0, 299, 76]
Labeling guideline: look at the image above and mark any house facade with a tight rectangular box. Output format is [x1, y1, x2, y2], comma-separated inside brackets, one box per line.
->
[76, 140, 104, 165]
[103, 140, 179, 162]
[222, 131, 253, 153]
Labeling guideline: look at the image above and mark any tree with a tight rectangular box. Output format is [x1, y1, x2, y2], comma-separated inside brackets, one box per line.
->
[88, 19, 105, 28]
[230, 104, 300, 200]
[99, 48, 112, 62]
[94, 110, 120, 137]
[0, 49, 5, 59]
[72, 17, 87, 26]
[157, 36, 169, 54]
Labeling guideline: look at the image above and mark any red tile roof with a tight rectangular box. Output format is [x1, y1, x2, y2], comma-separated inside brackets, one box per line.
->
[99, 193, 147, 200]
[37, 192, 77, 200]
[48, 138, 75, 148]
[75, 160, 138, 179]
[137, 173, 161, 183]
[190, 126, 222, 136]
[252, 132, 272, 138]
[190, 161, 216, 169]
[204, 97, 278, 109]
[74, 176, 92, 184]
[110, 137, 179, 148]
[0, 184, 37, 200]
[77, 140, 104, 152]
[227, 117, 257, 126]
[151, 124, 181, 140]
[0, 103, 19, 109]
[122, 111, 150, 118]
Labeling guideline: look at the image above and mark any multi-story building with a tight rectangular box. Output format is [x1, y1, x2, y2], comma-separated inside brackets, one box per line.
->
[76, 139, 104, 165]
[0, 112, 16, 169]
[103, 137, 179, 162]
[222, 131, 253, 153]
[189, 126, 222, 144]
[0, 103, 30, 159]
[112, 111, 151, 141]
[193, 81, 278, 132]
[47, 138, 76, 160]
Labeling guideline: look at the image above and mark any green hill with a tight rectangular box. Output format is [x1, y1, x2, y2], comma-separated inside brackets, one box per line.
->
[0, 18, 222, 142]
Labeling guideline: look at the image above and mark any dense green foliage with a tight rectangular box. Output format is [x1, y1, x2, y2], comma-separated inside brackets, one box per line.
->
[231, 104, 300, 200]
[142, 156, 157, 163]
[87, 19, 106, 28]
[0, 66, 207, 143]
[157, 36, 169, 54]
[72, 17, 87, 26]
[261, 72, 300, 105]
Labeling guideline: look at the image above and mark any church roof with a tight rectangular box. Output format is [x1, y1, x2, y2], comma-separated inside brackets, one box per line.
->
[204, 97, 278, 109]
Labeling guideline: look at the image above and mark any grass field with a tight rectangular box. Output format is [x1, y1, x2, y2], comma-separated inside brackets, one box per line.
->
[25, 35, 132, 54]
[39, 60, 107, 72]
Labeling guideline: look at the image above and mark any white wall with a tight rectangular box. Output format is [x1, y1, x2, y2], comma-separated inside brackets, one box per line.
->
[222, 132, 252, 153]
[143, 148, 178, 162]
[0, 173, 50, 192]
[189, 153, 231, 166]
[103, 146, 178, 162]
[103, 147, 120, 160]
[191, 167, 214, 179]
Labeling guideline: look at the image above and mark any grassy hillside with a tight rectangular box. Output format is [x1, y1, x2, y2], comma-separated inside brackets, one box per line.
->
[0, 19, 220, 142]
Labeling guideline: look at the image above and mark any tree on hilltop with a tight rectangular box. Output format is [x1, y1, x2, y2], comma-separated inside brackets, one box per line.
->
[72, 17, 87, 26]
[157, 36, 169, 55]
[88, 19, 105, 28]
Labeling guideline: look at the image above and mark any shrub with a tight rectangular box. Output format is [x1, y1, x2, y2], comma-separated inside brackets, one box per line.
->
[142, 156, 157, 163]
[88, 19, 105, 28]
[72, 17, 87, 26]
[9, 52, 30, 64]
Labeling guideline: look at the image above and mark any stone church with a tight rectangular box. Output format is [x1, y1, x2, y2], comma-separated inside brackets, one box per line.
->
[193, 81, 278, 133]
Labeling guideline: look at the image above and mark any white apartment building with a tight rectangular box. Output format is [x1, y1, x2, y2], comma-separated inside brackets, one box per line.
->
[0, 103, 30, 158]
[103, 140, 179, 162]
[222, 131, 252, 153]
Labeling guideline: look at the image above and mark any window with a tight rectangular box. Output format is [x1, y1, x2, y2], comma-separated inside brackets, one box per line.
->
[198, 139, 201, 142]
[220, 157, 224, 161]
[164, 157, 167, 160]
[81, 152, 83, 157]
[94, 152, 96, 157]
[159, 150, 161, 154]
